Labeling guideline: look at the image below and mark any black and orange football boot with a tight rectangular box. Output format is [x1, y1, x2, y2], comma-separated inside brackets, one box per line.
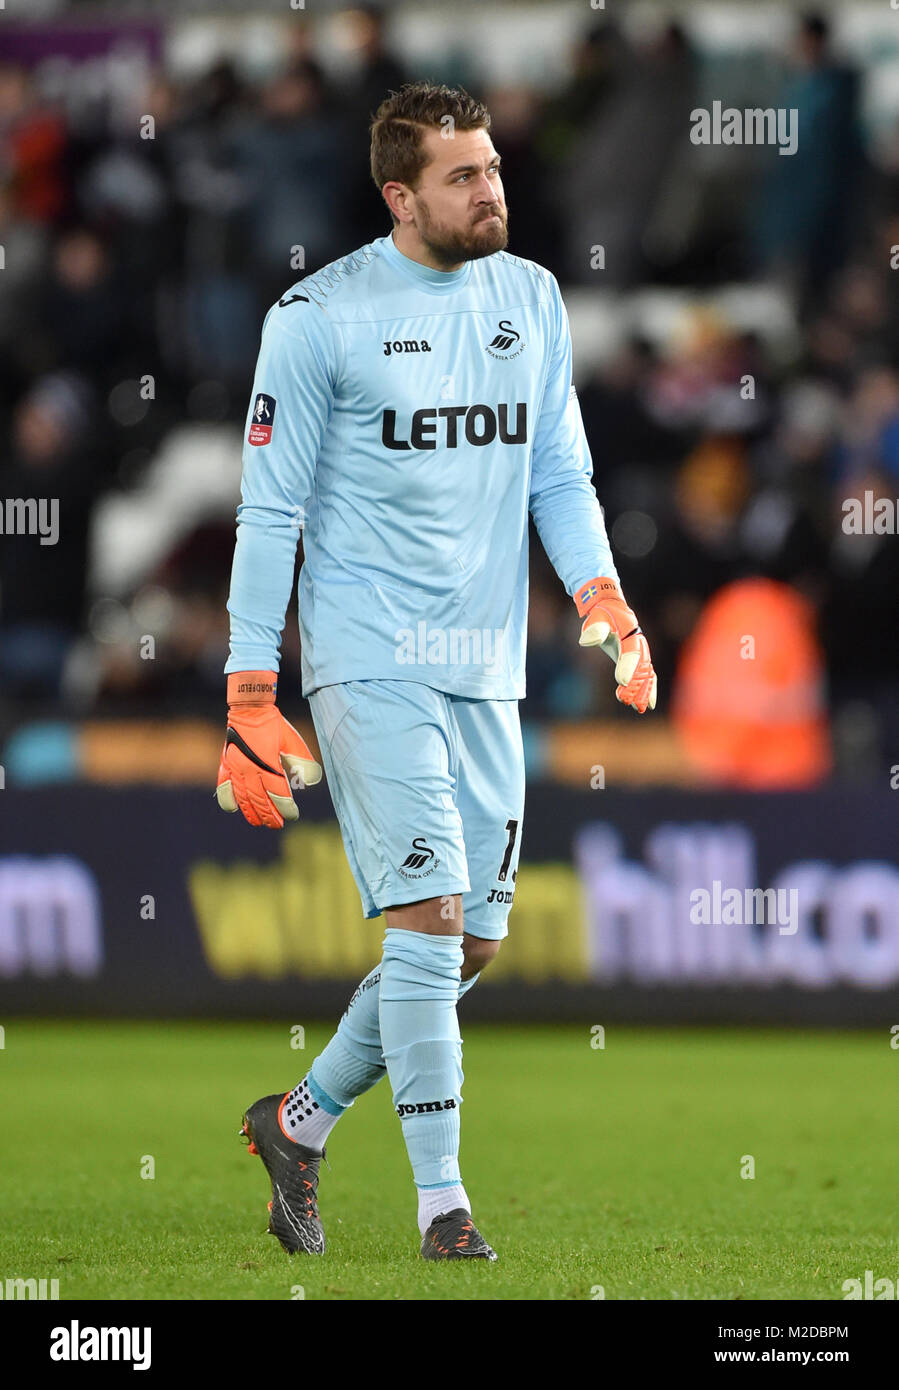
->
[239, 1092, 325, 1255]
[420, 1208, 498, 1261]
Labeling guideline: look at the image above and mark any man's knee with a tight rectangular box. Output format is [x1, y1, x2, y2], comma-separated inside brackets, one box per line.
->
[462, 934, 502, 975]
[384, 893, 463, 936]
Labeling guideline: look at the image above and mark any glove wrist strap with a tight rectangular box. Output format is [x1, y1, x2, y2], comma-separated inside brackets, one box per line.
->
[574, 577, 622, 618]
[227, 670, 278, 707]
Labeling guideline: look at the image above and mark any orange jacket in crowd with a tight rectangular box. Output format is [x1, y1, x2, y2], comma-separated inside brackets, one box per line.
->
[672, 578, 831, 788]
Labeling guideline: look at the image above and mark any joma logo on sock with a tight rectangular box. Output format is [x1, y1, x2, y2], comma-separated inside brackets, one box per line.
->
[396, 1099, 456, 1117]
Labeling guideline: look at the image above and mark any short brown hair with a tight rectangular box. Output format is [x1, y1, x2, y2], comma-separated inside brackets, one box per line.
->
[369, 81, 491, 223]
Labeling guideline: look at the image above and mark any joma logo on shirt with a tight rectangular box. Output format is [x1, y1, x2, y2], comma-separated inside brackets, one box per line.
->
[383, 339, 431, 356]
[382, 403, 527, 450]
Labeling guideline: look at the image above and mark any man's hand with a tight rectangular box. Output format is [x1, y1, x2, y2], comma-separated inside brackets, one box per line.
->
[216, 671, 322, 828]
[574, 577, 657, 714]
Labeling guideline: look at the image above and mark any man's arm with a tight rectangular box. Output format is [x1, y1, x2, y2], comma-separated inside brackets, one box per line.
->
[528, 271, 618, 595]
[529, 274, 656, 713]
[224, 299, 339, 675]
[216, 297, 336, 828]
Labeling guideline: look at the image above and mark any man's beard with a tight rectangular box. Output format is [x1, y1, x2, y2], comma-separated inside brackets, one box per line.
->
[415, 198, 509, 268]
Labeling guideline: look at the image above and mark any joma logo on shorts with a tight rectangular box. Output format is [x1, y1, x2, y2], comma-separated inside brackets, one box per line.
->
[396, 1099, 456, 1117]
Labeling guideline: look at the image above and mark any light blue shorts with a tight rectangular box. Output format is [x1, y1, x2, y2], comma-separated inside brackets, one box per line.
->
[307, 679, 525, 940]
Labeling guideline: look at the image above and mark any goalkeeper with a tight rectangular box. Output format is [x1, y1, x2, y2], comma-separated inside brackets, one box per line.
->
[218, 81, 656, 1262]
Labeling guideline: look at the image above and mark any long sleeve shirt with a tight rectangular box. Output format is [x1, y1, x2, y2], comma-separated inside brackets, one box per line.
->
[225, 231, 618, 698]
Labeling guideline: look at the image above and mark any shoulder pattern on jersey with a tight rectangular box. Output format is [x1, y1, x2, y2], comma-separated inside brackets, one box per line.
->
[290, 243, 381, 311]
[492, 248, 554, 294]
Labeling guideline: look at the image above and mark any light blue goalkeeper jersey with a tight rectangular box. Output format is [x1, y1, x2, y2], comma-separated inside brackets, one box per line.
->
[225, 231, 619, 699]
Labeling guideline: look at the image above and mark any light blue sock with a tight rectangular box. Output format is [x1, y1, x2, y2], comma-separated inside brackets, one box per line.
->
[310, 965, 386, 1109]
[379, 927, 464, 1188]
[310, 965, 481, 1112]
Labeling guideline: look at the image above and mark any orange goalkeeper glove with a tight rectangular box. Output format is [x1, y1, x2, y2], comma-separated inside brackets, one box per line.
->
[574, 577, 657, 714]
[216, 671, 322, 828]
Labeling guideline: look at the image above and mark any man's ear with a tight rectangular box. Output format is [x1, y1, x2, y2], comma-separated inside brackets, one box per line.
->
[382, 181, 408, 223]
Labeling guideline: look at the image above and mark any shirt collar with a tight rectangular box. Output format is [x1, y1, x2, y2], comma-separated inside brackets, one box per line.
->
[377, 231, 471, 293]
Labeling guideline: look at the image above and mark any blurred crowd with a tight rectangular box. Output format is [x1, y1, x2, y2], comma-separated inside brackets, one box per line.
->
[1, 7, 898, 778]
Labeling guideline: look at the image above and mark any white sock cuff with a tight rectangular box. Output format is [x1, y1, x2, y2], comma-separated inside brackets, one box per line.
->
[417, 1183, 470, 1235]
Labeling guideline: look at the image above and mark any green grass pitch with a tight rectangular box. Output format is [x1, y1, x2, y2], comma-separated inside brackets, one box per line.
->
[0, 1020, 893, 1300]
